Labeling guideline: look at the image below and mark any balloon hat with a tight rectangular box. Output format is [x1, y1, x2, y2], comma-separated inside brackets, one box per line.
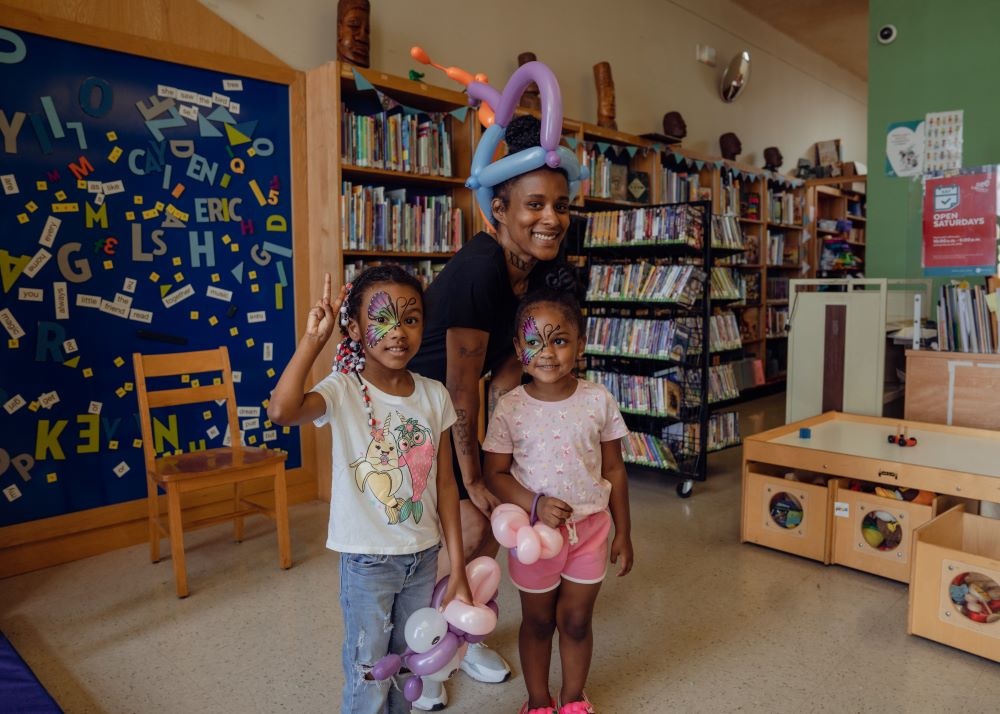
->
[411, 47, 588, 226]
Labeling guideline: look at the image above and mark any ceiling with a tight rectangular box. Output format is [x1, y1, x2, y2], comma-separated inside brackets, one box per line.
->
[731, 0, 868, 80]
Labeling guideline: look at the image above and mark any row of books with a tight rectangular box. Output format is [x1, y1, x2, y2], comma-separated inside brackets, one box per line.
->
[585, 317, 691, 362]
[682, 363, 741, 404]
[340, 183, 463, 252]
[768, 190, 803, 225]
[710, 268, 742, 300]
[581, 203, 707, 248]
[704, 312, 742, 352]
[585, 263, 704, 304]
[766, 306, 790, 337]
[711, 214, 745, 249]
[936, 281, 998, 353]
[621, 430, 680, 471]
[731, 356, 766, 389]
[586, 369, 683, 417]
[344, 259, 446, 288]
[716, 233, 760, 265]
[663, 410, 741, 455]
[582, 148, 630, 200]
[657, 167, 712, 204]
[766, 231, 799, 266]
[340, 108, 454, 176]
[735, 272, 761, 304]
[766, 276, 789, 301]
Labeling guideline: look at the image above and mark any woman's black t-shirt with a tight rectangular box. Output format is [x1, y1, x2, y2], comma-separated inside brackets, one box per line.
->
[410, 232, 518, 383]
[410, 231, 579, 382]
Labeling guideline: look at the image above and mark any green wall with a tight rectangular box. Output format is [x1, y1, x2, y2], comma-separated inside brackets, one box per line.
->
[868, 0, 1000, 279]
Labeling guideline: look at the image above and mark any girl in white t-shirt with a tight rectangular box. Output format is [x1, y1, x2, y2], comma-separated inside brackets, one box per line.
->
[268, 265, 471, 714]
[484, 289, 633, 714]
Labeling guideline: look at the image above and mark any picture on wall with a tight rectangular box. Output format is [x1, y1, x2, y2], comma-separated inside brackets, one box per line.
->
[0, 26, 301, 527]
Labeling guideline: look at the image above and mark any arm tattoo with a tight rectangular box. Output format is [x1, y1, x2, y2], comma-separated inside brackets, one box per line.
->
[458, 344, 486, 359]
[454, 409, 473, 456]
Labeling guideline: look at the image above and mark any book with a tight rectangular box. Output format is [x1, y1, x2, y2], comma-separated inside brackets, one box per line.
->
[609, 164, 628, 201]
[627, 171, 650, 202]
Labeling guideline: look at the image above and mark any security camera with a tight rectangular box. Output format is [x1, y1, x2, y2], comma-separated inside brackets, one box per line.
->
[877, 24, 897, 44]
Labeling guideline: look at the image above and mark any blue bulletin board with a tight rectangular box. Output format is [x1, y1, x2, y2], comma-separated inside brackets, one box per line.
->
[0, 26, 301, 527]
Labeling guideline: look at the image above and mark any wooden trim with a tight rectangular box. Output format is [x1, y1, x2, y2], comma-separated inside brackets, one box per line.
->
[0, 4, 297, 83]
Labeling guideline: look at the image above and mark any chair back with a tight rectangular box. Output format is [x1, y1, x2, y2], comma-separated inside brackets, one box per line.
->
[133, 347, 242, 473]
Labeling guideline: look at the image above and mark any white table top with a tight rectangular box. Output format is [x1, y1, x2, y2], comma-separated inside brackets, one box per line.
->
[767, 420, 1000, 479]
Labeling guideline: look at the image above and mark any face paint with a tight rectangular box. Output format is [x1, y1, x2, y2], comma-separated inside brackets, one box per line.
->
[365, 290, 416, 348]
[518, 315, 561, 365]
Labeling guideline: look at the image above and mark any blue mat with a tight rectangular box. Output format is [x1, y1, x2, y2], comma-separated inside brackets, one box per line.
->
[0, 632, 61, 713]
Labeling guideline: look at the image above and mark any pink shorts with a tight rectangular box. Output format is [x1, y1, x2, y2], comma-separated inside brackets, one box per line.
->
[508, 510, 612, 593]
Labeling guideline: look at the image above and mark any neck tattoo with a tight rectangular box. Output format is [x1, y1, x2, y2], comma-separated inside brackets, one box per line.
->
[506, 249, 534, 272]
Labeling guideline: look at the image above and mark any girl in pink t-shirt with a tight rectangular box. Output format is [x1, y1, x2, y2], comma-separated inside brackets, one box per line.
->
[483, 289, 633, 714]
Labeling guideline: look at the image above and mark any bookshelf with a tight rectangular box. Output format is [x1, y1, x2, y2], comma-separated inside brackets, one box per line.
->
[763, 175, 807, 383]
[808, 176, 867, 279]
[576, 200, 744, 497]
[305, 61, 480, 288]
[579, 122, 658, 208]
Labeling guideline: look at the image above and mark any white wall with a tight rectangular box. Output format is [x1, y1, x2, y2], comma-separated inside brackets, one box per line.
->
[201, 0, 866, 167]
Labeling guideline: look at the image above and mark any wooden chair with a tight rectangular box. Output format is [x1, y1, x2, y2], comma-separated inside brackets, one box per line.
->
[133, 346, 291, 597]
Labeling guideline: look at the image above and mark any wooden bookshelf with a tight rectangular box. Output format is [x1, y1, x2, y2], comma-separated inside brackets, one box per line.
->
[807, 176, 867, 278]
[306, 61, 480, 291]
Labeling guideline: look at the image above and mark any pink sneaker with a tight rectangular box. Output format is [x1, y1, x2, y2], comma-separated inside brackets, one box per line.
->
[518, 698, 557, 714]
[558, 692, 595, 714]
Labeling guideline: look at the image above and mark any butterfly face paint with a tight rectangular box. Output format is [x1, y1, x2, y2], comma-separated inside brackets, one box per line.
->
[518, 315, 561, 365]
[365, 291, 417, 348]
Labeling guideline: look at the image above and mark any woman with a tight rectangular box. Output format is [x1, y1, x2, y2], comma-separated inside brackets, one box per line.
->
[408, 114, 577, 696]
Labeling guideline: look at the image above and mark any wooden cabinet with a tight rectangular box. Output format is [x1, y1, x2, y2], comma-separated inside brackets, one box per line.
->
[904, 349, 1000, 429]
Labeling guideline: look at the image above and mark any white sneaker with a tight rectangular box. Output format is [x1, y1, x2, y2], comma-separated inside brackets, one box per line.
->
[411, 678, 447, 711]
[458, 641, 511, 683]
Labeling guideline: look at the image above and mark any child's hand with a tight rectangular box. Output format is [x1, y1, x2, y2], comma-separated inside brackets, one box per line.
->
[610, 532, 633, 576]
[537, 496, 573, 529]
[442, 569, 473, 607]
[305, 273, 345, 343]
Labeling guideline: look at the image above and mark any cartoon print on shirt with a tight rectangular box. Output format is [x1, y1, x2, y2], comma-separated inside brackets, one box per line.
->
[351, 410, 437, 525]
[351, 412, 408, 524]
[394, 412, 435, 524]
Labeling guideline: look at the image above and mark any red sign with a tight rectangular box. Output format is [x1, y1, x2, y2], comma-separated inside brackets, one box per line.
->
[922, 169, 998, 276]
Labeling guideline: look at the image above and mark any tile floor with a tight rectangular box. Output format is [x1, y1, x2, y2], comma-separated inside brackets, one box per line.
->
[1, 394, 998, 713]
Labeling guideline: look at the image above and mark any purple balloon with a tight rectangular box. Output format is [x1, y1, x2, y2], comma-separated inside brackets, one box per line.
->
[371, 653, 401, 681]
[430, 575, 450, 610]
[405, 632, 459, 676]
[403, 675, 423, 702]
[491, 61, 562, 152]
[486, 599, 499, 617]
[467, 80, 501, 115]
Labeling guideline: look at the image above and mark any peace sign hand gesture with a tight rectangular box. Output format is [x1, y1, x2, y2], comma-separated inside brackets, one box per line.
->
[305, 273, 347, 344]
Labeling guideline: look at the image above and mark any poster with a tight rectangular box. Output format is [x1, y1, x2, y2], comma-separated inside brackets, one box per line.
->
[923, 110, 964, 173]
[0, 27, 300, 527]
[885, 120, 924, 177]
[922, 169, 998, 276]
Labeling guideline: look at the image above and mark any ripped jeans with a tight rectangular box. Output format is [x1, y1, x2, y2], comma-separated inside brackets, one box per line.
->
[339, 545, 440, 714]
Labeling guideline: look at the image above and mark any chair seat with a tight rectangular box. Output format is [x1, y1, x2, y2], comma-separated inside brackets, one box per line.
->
[154, 447, 287, 482]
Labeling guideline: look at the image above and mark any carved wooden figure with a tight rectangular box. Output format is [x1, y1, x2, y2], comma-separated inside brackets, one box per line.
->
[593, 61, 616, 129]
[337, 0, 371, 68]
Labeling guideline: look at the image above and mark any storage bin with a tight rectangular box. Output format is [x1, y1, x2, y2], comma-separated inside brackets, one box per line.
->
[741, 471, 833, 563]
[831, 483, 938, 582]
[908, 505, 1000, 662]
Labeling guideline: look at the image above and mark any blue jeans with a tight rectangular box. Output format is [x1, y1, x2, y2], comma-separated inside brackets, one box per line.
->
[339, 545, 440, 714]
